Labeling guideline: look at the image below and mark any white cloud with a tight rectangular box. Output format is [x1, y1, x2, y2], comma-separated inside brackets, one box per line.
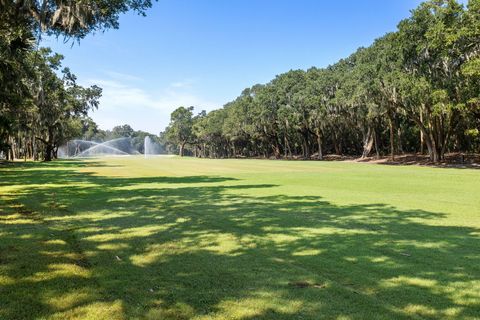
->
[170, 79, 194, 88]
[83, 72, 220, 134]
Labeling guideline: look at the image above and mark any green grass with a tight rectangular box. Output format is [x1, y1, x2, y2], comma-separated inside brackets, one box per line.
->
[1, 157, 479, 320]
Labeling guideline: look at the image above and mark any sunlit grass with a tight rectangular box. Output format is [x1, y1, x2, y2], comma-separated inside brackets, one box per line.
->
[1, 156, 479, 319]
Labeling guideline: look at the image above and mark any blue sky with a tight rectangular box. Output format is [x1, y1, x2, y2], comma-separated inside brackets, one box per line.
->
[43, 0, 427, 134]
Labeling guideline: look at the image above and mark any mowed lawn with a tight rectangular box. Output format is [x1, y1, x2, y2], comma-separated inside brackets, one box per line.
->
[1, 157, 479, 320]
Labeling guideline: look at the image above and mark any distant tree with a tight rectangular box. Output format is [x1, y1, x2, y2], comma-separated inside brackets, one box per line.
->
[165, 106, 194, 156]
[111, 124, 135, 138]
[81, 117, 100, 141]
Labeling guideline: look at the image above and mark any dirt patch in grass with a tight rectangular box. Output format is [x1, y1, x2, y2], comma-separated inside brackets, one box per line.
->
[289, 281, 326, 289]
[350, 153, 480, 169]
[224, 153, 480, 168]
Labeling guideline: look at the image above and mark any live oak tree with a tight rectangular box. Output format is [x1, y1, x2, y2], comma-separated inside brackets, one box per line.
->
[162, 0, 480, 163]
[111, 124, 135, 139]
[0, 0, 154, 160]
[1, 0, 154, 39]
[31, 49, 101, 161]
[165, 106, 194, 157]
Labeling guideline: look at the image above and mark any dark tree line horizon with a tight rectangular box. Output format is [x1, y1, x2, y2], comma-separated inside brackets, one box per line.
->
[2, 0, 479, 162]
[163, 0, 480, 163]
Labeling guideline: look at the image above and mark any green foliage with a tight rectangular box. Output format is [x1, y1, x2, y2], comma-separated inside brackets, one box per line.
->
[28, 49, 102, 160]
[462, 58, 480, 76]
[163, 106, 195, 156]
[162, 0, 480, 162]
[0, 0, 155, 160]
[0, 0, 154, 40]
[111, 124, 135, 138]
[465, 128, 479, 137]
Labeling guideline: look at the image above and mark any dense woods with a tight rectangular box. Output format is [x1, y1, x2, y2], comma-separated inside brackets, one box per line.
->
[163, 0, 480, 162]
[0, 0, 153, 161]
[2, 0, 479, 163]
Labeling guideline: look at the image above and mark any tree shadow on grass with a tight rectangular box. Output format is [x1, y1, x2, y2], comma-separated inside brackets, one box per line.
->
[1, 159, 120, 168]
[0, 162, 479, 319]
[0, 159, 123, 187]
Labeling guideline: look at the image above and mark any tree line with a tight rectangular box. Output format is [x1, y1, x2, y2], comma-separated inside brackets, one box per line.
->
[0, 0, 153, 161]
[163, 0, 480, 162]
[78, 123, 163, 154]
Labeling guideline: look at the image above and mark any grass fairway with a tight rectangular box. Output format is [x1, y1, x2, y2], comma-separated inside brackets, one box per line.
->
[1, 157, 480, 320]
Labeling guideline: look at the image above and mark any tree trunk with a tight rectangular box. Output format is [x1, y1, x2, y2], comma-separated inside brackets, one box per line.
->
[333, 132, 342, 155]
[439, 111, 457, 161]
[5, 143, 12, 161]
[397, 126, 403, 154]
[419, 112, 425, 154]
[9, 136, 16, 160]
[427, 131, 440, 162]
[284, 134, 291, 158]
[44, 144, 53, 161]
[316, 128, 323, 160]
[362, 127, 374, 158]
[373, 128, 380, 159]
[28, 137, 33, 159]
[303, 140, 310, 158]
[274, 144, 280, 159]
[179, 141, 186, 157]
[42, 129, 56, 161]
[33, 138, 37, 161]
[300, 130, 310, 158]
[388, 113, 395, 161]
[409, 110, 441, 163]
